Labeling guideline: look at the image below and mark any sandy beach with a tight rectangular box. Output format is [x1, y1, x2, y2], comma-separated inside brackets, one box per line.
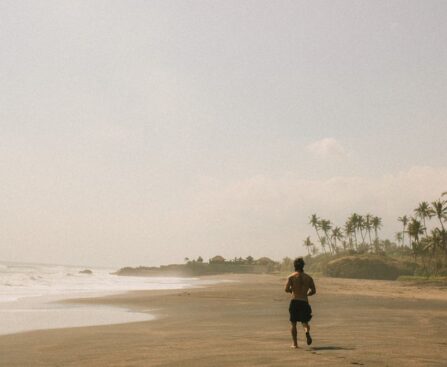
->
[1, 274, 446, 367]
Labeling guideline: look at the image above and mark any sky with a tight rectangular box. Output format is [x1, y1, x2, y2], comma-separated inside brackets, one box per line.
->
[1, 0, 446, 267]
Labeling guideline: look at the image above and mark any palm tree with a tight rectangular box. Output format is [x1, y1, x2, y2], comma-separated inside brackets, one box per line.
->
[372, 216, 383, 243]
[408, 218, 424, 242]
[429, 228, 445, 275]
[320, 236, 327, 254]
[398, 215, 409, 247]
[431, 199, 447, 231]
[395, 232, 403, 247]
[414, 201, 433, 236]
[331, 226, 343, 252]
[303, 236, 314, 256]
[357, 215, 367, 246]
[365, 214, 374, 247]
[344, 219, 355, 249]
[407, 217, 425, 260]
[309, 214, 325, 251]
[348, 213, 360, 248]
[319, 219, 333, 254]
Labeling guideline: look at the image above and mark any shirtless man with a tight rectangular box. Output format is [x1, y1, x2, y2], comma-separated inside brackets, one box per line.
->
[285, 257, 316, 348]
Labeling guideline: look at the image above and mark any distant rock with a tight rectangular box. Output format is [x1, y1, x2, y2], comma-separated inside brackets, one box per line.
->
[79, 269, 93, 275]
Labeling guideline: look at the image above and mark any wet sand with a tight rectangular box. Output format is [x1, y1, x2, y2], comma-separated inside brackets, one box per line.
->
[0, 274, 446, 366]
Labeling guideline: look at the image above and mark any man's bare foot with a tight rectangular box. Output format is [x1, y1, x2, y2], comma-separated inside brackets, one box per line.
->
[306, 332, 312, 346]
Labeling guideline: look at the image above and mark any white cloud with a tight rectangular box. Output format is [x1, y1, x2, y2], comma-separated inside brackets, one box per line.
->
[306, 137, 348, 158]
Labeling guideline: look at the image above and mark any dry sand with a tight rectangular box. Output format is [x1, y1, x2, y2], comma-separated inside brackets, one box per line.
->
[1, 274, 446, 366]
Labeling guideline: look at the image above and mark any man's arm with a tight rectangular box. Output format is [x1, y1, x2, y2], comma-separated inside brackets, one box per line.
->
[307, 277, 316, 297]
[284, 277, 292, 293]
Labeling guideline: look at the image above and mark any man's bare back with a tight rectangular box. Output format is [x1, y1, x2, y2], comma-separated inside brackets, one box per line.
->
[285, 272, 316, 303]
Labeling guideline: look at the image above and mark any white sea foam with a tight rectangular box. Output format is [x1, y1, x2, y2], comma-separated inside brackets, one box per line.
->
[0, 261, 218, 335]
[0, 261, 200, 303]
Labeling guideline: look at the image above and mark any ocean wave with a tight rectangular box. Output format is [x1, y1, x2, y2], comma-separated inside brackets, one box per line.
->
[0, 262, 213, 303]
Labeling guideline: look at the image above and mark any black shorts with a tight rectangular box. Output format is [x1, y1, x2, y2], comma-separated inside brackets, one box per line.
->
[289, 299, 312, 323]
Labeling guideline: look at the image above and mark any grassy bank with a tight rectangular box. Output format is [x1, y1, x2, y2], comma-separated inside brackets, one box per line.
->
[303, 253, 417, 280]
[397, 275, 447, 286]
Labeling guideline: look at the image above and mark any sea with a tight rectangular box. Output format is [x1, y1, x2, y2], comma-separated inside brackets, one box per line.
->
[0, 261, 215, 335]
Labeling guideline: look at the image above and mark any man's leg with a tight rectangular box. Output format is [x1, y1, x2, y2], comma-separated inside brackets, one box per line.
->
[290, 322, 298, 348]
[302, 323, 312, 345]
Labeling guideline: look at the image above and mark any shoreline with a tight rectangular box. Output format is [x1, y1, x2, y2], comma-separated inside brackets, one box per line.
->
[0, 275, 229, 336]
[1, 274, 446, 366]
[0, 291, 155, 337]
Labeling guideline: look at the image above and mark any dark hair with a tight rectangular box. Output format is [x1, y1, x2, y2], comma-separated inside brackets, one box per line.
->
[294, 257, 305, 272]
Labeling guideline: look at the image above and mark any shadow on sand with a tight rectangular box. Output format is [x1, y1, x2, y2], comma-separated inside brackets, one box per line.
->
[308, 346, 355, 351]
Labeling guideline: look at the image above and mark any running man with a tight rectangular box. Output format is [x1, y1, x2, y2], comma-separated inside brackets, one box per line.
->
[285, 257, 316, 348]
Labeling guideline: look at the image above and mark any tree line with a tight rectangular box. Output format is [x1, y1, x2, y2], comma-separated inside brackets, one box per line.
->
[395, 192, 447, 274]
[306, 213, 383, 255]
[304, 192, 447, 275]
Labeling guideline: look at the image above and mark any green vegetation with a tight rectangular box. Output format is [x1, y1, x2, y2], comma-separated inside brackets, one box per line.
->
[116, 256, 280, 277]
[324, 255, 414, 280]
[300, 192, 447, 280]
[397, 275, 447, 284]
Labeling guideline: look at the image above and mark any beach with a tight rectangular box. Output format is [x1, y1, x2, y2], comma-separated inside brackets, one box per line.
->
[0, 262, 219, 336]
[1, 274, 446, 366]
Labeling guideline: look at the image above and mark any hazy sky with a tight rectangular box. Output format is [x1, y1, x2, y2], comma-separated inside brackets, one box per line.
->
[1, 1, 447, 267]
